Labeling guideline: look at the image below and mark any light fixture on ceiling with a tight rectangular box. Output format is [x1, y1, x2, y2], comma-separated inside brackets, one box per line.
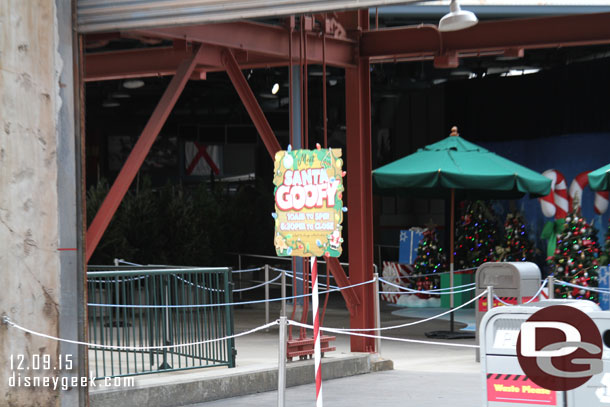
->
[123, 79, 145, 89]
[438, 0, 478, 32]
[503, 68, 541, 77]
[271, 82, 280, 95]
[112, 91, 131, 99]
[102, 99, 120, 108]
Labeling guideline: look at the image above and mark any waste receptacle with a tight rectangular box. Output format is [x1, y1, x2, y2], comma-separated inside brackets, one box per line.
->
[480, 299, 607, 406]
[475, 262, 541, 354]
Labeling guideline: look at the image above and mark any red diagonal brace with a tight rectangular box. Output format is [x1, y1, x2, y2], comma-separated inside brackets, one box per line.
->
[221, 48, 281, 157]
[326, 257, 360, 316]
[186, 142, 220, 175]
[86, 46, 204, 263]
[222, 46, 362, 322]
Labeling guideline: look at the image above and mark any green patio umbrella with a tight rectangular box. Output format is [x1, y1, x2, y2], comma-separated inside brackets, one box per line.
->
[588, 163, 610, 191]
[373, 127, 551, 336]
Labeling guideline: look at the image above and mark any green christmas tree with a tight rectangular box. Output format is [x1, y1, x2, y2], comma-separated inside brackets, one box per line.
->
[497, 211, 535, 262]
[454, 201, 499, 269]
[602, 218, 610, 266]
[412, 228, 446, 295]
[548, 206, 600, 301]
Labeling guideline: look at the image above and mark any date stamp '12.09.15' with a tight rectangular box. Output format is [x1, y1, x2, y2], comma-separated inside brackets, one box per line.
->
[8, 354, 135, 390]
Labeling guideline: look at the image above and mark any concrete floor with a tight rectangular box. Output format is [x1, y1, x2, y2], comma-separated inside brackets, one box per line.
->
[188, 296, 483, 406]
[195, 370, 481, 407]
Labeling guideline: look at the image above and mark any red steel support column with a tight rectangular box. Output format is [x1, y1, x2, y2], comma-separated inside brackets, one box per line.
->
[222, 48, 281, 157]
[345, 11, 375, 353]
[85, 46, 203, 262]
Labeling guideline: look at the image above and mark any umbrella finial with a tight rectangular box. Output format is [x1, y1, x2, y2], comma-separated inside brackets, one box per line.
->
[450, 126, 459, 137]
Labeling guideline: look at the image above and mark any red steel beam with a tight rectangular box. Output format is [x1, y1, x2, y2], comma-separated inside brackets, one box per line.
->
[221, 44, 363, 314]
[84, 46, 291, 82]
[85, 46, 204, 262]
[326, 258, 360, 316]
[345, 10, 376, 353]
[134, 21, 356, 68]
[221, 48, 282, 158]
[361, 12, 610, 60]
[86, 13, 610, 81]
[85, 47, 195, 82]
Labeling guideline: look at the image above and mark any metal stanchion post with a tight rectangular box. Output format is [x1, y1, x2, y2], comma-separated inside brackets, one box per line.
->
[548, 276, 554, 300]
[487, 286, 494, 312]
[373, 272, 381, 355]
[265, 264, 270, 329]
[277, 316, 287, 407]
[281, 269, 286, 317]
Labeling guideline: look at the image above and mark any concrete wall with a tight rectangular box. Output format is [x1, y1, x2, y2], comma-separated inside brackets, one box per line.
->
[0, 1, 83, 405]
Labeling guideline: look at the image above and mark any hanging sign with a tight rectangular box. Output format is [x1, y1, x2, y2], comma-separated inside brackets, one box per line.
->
[273, 147, 345, 257]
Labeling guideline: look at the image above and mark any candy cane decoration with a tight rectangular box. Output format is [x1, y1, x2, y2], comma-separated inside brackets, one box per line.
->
[540, 169, 569, 219]
[311, 256, 323, 407]
[569, 171, 609, 215]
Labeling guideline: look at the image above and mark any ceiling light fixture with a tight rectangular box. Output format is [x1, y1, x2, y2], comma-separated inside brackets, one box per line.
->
[123, 79, 145, 89]
[271, 83, 280, 95]
[438, 0, 478, 32]
[504, 68, 541, 77]
[102, 99, 120, 108]
[112, 92, 131, 99]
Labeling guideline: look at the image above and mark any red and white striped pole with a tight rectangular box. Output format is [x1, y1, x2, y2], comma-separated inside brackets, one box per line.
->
[311, 256, 323, 407]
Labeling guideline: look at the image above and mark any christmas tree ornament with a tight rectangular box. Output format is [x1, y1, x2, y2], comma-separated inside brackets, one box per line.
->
[412, 227, 446, 298]
[455, 201, 499, 267]
[498, 210, 535, 262]
[548, 206, 600, 301]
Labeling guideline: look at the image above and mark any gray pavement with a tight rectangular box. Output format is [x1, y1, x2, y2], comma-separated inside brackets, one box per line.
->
[90, 294, 485, 406]
[195, 370, 481, 407]
[186, 298, 484, 406]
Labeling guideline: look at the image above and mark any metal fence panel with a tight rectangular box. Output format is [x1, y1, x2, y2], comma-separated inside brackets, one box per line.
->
[87, 266, 235, 379]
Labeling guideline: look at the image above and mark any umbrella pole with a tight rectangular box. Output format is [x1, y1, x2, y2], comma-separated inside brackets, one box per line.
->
[450, 188, 455, 332]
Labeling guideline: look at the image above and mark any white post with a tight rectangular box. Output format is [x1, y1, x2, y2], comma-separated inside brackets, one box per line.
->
[281, 269, 287, 317]
[311, 256, 323, 407]
[265, 264, 270, 329]
[373, 272, 381, 355]
[548, 276, 554, 300]
[487, 286, 494, 312]
[277, 316, 287, 407]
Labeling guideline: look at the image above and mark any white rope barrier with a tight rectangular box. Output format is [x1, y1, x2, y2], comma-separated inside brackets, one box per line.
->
[394, 267, 477, 279]
[287, 320, 480, 349]
[232, 267, 265, 273]
[378, 285, 477, 296]
[1, 315, 277, 351]
[116, 258, 265, 274]
[284, 271, 340, 290]
[171, 272, 283, 293]
[2, 314, 480, 352]
[555, 280, 610, 294]
[87, 278, 377, 309]
[234, 273, 283, 292]
[378, 277, 475, 293]
[87, 275, 150, 284]
[492, 279, 549, 306]
[333, 290, 488, 332]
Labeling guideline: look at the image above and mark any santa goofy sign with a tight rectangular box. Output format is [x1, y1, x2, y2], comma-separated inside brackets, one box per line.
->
[273, 147, 345, 257]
